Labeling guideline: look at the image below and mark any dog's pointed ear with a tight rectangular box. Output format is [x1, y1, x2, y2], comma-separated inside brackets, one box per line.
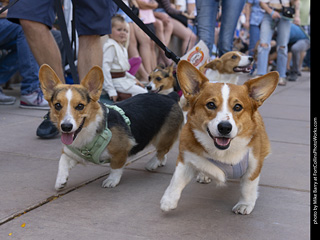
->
[81, 66, 104, 102]
[39, 64, 63, 101]
[245, 71, 279, 107]
[177, 60, 208, 99]
[205, 58, 222, 71]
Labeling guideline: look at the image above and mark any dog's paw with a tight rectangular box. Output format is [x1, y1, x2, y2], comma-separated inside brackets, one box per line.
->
[160, 196, 178, 212]
[145, 155, 167, 171]
[232, 202, 255, 215]
[196, 172, 212, 184]
[102, 176, 121, 188]
[55, 178, 68, 191]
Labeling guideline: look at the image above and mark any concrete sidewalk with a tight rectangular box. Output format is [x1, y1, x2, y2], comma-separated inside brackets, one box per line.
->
[0, 72, 310, 239]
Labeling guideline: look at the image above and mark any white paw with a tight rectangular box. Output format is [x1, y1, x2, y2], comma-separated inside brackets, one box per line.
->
[101, 169, 122, 188]
[160, 195, 178, 212]
[55, 177, 68, 190]
[196, 172, 212, 184]
[145, 155, 167, 171]
[232, 202, 255, 215]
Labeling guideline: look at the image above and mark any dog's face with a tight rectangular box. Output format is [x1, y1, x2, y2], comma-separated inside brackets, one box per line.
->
[177, 60, 278, 151]
[205, 51, 253, 75]
[147, 64, 175, 93]
[39, 65, 104, 145]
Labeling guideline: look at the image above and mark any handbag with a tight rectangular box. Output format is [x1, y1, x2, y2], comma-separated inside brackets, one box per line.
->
[280, 0, 295, 18]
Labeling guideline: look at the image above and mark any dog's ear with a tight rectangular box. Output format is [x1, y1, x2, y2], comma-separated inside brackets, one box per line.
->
[205, 58, 222, 71]
[81, 66, 104, 102]
[177, 60, 208, 99]
[39, 64, 63, 101]
[245, 71, 279, 107]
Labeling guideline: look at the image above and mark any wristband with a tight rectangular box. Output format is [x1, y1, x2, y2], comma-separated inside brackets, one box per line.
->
[270, 10, 275, 17]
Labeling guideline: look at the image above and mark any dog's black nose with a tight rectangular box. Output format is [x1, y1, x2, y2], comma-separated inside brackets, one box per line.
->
[61, 123, 73, 132]
[248, 56, 254, 62]
[218, 121, 232, 135]
[146, 85, 152, 91]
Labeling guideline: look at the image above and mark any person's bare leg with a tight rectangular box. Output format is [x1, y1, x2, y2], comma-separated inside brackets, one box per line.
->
[171, 19, 197, 54]
[20, 19, 64, 82]
[77, 35, 102, 81]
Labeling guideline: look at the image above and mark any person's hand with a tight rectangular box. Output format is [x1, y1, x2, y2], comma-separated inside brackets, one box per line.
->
[293, 16, 301, 25]
[270, 10, 281, 19]
[110, 95, 118, 102]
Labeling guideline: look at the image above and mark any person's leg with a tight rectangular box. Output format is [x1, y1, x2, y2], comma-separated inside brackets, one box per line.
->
[256, 14, 273, 76]
[275, 17, 291, 79]
[218, 0, 246, 56]
[20, 19, 65, 82]
[196, 0, 218, 55]
[77, 35, 102, 81]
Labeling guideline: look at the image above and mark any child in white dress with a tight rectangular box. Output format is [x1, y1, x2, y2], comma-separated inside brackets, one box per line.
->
[102, 15, 147, 102]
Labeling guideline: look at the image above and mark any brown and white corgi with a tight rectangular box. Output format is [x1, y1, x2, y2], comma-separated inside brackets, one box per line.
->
[39, 64, 183, 190]
[160, 60, 278, 215]
[204, 51, 253, 84]
[147, 64, 180, 95]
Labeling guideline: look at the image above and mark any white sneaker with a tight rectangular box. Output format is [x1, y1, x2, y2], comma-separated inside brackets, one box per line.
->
[20, 91, 49, 110]
[0, 90, 16, 105]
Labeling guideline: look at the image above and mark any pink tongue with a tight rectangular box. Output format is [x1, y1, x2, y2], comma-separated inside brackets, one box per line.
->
[61, 133, 74, 145]
[215, 137, 230, 146]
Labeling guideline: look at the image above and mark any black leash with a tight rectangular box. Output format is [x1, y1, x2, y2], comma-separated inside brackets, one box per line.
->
[54, 0, 79, 84]
[112, 0, 180, 64]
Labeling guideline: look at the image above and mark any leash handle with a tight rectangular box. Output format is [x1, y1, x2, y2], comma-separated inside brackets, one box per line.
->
[112, 0, 180, 64]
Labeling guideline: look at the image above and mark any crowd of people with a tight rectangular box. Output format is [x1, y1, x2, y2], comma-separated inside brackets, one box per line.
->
[0, 0, 310, 138]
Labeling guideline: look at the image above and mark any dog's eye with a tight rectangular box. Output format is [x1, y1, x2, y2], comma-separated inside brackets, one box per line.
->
[75, 104, 84, 111]
[156, 77, 162, 82]
[233, 104, 243, 112]
[54, 103, 62, 111]
[232, 55, 238, 59]
[206, 102, 217, 110]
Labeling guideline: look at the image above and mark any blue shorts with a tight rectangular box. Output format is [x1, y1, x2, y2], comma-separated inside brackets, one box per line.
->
[7, 0, 117, 36]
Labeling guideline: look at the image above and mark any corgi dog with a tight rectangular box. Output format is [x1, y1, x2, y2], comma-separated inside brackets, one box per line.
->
[147, 64, 180, 95]
[160, 60, 278, 215]
[204, 51, 253, 84]
[39, 64, 183, 190]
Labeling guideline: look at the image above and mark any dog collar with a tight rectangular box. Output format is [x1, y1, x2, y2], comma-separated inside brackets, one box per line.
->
[66, 104, 130, 165]
[207, 151, 249, 179]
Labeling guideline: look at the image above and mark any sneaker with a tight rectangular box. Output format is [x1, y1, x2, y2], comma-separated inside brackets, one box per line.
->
[0, 89, 16, 105]
[20, 90, 49, 110]
[287, 71, 298, 81]
[36, 112, 59, 139]
[278, 77, 287, 86]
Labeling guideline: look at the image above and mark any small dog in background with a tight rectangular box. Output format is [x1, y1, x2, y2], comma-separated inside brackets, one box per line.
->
[147, 64, 181, 95]
[203, 51, 253, 84]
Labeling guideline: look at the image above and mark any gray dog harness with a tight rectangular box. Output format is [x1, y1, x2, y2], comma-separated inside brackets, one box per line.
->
[207, 151, 249, 179]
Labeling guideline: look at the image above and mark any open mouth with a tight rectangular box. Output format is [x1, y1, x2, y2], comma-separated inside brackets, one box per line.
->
[233, 65, 252, 73]
[207, 128, 232, 150]
[61, 118, 86, 145]
[153, 85, 164, 93]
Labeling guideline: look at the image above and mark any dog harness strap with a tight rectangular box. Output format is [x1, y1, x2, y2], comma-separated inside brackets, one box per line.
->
[66, 108, 112, 164]
[207, 151, 249, 179]
[66, 105, 131, 164]
[104, 104, 131, 128]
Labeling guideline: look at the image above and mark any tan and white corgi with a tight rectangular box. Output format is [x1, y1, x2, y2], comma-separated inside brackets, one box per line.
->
[160, 60, 278, 215]
[204, 51, 253, 84]
[39, 64, 183, 190]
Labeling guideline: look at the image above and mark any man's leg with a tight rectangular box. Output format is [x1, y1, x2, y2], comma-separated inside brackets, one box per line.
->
[77, 35, 102, 81]
[20, 19, 65, 82]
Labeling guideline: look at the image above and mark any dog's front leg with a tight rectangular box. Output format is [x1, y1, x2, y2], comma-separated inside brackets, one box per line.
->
[102, 167, 124, 188]
[160, 162, 195, 211]
[55, 153, 77, 190]
[232, 175, 260, 215]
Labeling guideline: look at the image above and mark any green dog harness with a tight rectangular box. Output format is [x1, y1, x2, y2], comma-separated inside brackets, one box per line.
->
[207, 151, 249, 179]
[66, 104, 130, 164]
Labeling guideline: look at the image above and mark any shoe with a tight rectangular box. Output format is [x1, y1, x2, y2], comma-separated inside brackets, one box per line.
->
[287, 71, 298, 81]
[20, 90, 49, 110]
[36, 112, 59, 139]
[0, 89, 16, 105]
[278, 77, 287, 86]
